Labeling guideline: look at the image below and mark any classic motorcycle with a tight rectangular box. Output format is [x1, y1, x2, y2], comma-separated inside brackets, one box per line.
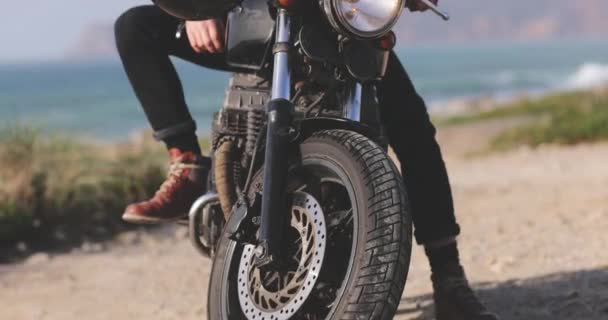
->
[152, 0, 449, 318]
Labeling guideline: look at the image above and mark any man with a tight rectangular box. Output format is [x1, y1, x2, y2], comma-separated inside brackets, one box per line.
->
[114, 1, 499, 319]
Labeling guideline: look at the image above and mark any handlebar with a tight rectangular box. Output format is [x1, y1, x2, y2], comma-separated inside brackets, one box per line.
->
[418, 0, 450, 21]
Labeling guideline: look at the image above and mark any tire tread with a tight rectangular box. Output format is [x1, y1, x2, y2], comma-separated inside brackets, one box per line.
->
[308, 130, 412, 320]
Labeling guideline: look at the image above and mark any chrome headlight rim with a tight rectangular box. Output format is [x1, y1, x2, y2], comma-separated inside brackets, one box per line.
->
[322, 0, 404, 39]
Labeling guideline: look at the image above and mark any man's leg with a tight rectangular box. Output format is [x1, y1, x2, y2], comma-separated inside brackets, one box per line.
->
[115, 5, 229, 151]
[377, 52, 498, 320]
[114, 6, 226, 223]
[377, 52, 459, 246]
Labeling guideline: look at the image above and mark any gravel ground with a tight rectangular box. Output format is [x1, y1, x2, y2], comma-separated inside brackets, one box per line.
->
[1, 132, 607, 320]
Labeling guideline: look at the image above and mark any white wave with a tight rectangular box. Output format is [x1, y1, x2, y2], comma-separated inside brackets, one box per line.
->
[485, 70, 560, 89]
[565, 63, 608, 89]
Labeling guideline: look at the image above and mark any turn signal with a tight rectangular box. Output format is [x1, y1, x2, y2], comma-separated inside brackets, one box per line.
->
[377, 31, 397, 50]
[278, 0, 297, 9]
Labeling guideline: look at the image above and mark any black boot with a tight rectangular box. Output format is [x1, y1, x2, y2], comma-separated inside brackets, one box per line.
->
[432, 263, 499, 320]
[426, 243, 499, 320]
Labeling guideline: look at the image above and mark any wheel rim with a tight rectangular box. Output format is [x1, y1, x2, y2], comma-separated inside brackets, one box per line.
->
[222, 156, 360, 320]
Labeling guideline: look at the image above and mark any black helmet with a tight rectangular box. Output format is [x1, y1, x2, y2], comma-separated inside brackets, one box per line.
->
[152, 0, 241, 20]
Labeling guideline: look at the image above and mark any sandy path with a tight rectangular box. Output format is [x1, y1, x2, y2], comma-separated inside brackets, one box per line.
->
[399, 143, 608, 319]
[1, 140, 607, 320]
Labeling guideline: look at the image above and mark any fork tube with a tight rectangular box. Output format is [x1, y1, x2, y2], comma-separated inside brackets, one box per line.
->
[258, 8, 293, 261]
[271, 10, 291, 100]
[344, 82, 363, 121]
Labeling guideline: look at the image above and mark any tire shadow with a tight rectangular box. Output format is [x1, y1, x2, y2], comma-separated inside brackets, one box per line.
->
[396, 268, 608, 320]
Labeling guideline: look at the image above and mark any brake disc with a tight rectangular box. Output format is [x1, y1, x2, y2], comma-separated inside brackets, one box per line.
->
[237, 191, 327, 320]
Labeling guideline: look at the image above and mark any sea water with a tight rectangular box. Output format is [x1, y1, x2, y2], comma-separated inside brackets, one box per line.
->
[1, 38, 607, 141]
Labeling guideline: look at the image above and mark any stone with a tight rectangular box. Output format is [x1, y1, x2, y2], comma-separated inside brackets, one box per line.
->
[16, 242, 28, 253]
[25, 253, 51, 265]
[81, 242, 105, 253]
[116, 231, 141, 246]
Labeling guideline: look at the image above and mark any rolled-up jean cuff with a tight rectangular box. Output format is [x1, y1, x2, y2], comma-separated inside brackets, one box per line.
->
[415, 223, 461, 245]
[153, 120, 197, 141]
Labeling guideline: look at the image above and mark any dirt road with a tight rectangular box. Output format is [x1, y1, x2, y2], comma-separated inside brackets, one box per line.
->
[1, 131, 607, 320]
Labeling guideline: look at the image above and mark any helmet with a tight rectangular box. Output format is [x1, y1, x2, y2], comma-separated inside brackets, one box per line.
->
[152, 0, 241, 20]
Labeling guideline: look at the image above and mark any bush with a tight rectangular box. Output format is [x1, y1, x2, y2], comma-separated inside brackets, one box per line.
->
[0, 127, 167, 246]
[439, 88, 608, 150]
[491, 100, 608, 149]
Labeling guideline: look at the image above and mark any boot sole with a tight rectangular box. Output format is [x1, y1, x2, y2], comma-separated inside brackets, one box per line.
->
[122, 212, 186, 225]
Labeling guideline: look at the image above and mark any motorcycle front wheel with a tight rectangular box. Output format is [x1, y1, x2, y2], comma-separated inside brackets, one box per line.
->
[208, 129, 412, 320]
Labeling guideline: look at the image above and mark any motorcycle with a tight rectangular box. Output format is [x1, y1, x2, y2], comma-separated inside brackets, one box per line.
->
[152, 0, 449, 318]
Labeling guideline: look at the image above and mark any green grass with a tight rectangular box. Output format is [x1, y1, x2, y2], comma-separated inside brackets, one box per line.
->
[0, 127, 168, 246]
[438, 88, 608, 150]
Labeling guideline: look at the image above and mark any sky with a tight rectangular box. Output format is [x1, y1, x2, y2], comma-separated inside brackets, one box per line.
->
[2, 1, 605, 63]
[0, 0, 147, 62]
[0, 0, 468, 63]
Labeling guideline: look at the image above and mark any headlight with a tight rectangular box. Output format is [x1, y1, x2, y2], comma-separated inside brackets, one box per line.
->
[323, 0, 404, 39]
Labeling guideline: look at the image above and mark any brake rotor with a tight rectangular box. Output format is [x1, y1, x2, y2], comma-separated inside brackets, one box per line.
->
[237, 191, 327, 320]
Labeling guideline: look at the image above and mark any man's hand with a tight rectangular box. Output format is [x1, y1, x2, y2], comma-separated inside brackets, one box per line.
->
[407, 0, 438, 12]
[185, 19, 225, 54]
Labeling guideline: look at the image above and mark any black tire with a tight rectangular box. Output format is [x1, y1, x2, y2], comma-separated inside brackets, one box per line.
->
[208, 129, 412, 319]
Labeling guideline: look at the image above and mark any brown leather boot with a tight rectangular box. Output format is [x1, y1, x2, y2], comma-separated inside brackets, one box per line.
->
[122, 149, 210, 224]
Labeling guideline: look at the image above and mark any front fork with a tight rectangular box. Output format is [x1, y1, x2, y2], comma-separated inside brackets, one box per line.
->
[187, 10, 294, 261]
[257, 9, 365, 262]
[256, 9, 294, 263]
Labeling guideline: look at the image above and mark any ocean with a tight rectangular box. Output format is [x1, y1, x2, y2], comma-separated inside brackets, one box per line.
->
[1, 39, 607, 141]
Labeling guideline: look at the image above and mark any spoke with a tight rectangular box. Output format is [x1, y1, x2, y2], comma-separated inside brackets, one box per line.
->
[283, 271, 296, 289]
[293, 243, 303, 264]
[264, 272, 281, 289]
[320, 182, 350, 211]
[327, 209, 353, 228]
[299, 169, 323, 200]
[286, 166, 322, 200]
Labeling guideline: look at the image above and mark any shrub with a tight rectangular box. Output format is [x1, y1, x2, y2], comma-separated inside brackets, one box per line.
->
[438, 88, 608, 150]
[0, 127, 166, 246]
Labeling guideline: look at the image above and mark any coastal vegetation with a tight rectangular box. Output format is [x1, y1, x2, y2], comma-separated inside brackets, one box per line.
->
[0, 127, 166, 250]
[439, 87, 608, 150]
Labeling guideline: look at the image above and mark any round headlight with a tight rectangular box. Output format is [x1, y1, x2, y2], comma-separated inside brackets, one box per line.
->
[324, 0, 404, 39]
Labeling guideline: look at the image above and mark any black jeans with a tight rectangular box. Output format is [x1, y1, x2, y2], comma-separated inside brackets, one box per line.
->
[115, 5, 460, 244]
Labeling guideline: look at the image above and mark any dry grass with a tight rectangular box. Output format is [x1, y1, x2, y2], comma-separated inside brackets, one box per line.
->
[437, 87, 608, 150]
[0, 126, 167, 246]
